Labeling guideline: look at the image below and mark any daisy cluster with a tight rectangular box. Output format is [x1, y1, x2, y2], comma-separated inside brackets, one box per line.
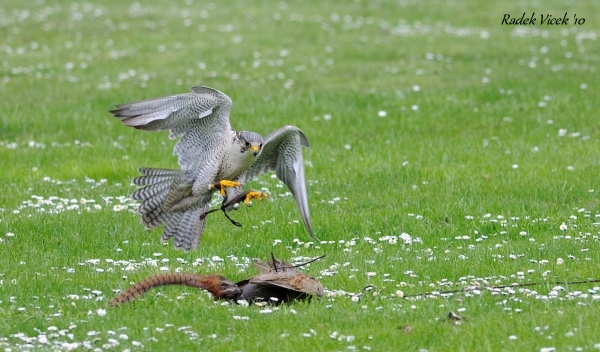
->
[13, 193, 138, 216]
[1, 325, 141, 351]
[6, 175, 139, 217]
[66, 253, 254, 278]
[0, 140, 93, 150]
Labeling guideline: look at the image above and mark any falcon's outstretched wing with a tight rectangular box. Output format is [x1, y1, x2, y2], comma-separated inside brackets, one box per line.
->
[243, 125, 314, 238]
[110, 86, 233, 170]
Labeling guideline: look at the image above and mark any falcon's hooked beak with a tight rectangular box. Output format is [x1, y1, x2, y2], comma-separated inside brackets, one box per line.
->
[249, 145, 261, 157]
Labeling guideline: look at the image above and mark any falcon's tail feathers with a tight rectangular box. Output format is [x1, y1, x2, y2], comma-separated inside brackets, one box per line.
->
[131, 168, 187, 229]
[130, 167, 207, 251]
[171, 207, 207, 252]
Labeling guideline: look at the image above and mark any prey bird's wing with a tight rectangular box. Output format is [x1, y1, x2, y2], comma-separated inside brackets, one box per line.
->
[110, 86, 232, 170]
[243, 126, 314, 238]
[248, 272, 324, 297]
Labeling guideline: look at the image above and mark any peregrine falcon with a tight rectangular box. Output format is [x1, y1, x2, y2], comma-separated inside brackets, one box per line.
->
[110, 86, 314, 251]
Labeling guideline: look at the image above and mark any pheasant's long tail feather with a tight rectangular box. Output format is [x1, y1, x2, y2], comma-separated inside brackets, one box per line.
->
[110, 273, 235, 306]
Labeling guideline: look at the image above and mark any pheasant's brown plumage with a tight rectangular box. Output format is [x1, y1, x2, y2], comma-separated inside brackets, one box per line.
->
[110, 254, 324, 306]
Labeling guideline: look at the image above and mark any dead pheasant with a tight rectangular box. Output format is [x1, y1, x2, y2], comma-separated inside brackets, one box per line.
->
[110, 254, 324, 306]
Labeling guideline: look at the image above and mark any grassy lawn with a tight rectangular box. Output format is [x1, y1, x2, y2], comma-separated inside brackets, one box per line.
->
[1, 0, 600, 350]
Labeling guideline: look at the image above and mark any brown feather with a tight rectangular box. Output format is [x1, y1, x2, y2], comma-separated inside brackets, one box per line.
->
[110, 273, 239, 306]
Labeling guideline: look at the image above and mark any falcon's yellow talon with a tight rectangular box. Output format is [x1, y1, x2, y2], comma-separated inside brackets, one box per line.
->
[211, 180, 242, 196]
[221, 180, 241, 188]
[244, 191, 267, 205]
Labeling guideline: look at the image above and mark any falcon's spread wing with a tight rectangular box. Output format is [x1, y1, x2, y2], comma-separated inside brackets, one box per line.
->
[110, 86, 233, 170]
[243, 126, 314, 238]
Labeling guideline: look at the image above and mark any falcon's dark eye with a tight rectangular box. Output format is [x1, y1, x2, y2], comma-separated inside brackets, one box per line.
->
[245, 141, 250, 147]
[259, 143, 263, 149]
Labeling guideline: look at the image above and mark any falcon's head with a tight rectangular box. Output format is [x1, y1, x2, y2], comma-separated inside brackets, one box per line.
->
[237, 131, 263, 157]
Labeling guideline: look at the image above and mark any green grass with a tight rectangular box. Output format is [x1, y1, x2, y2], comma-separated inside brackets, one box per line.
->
[1, 0, 600, 350]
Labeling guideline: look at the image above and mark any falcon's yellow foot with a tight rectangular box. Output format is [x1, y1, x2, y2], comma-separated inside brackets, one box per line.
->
[244, 191, 268, 206]
[210, 180, 242, 196]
